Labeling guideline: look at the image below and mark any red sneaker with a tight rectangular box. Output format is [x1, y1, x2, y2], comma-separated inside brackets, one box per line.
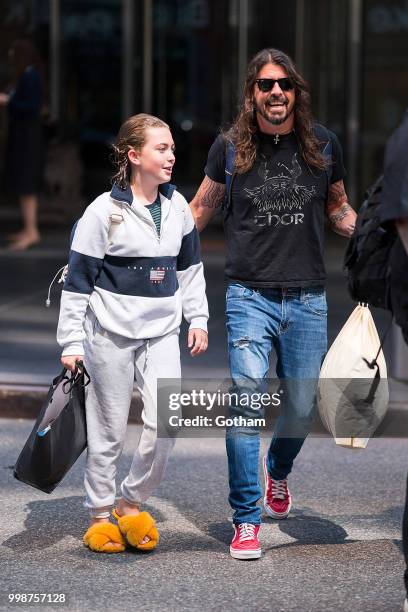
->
[263, 456, 292, 519]
[229, 523, 261, 560]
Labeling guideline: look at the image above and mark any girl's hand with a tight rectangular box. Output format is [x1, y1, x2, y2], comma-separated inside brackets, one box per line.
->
[61, 355, 84, 372]
[188, 329, 208, 356]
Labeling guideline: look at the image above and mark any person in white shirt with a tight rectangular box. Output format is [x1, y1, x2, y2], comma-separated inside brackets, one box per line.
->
[57, 113, 209, 553]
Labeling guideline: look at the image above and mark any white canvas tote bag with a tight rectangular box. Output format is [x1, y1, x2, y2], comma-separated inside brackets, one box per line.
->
[317, 304, 389, 449]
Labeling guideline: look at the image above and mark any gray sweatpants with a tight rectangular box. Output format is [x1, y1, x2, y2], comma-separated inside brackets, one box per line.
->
[83, 309, 180, 519]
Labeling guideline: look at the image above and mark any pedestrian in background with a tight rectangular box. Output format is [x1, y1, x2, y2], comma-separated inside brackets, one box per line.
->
[379, 109, 408, 611]
[191, 47, 356, 560]
[57, 113, 209, 553]
[0, 38, 45, 250]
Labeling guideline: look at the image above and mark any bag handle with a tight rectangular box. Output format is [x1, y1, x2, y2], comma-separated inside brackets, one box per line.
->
[76, 360, 91, 387]
[362, 311, 393, 371]
[108, 200, 124, 243]
[359, 313, 392, 405]
[52, 368, 70, 388]
[62, 360, 91, 394]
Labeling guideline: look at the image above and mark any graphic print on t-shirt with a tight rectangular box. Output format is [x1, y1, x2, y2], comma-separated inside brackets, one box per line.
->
[244, 153, 316, 227]
[204, 128, 346, 284]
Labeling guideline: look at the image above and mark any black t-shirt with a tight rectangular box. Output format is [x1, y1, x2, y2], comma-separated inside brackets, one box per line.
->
[205, 127, 346, 287]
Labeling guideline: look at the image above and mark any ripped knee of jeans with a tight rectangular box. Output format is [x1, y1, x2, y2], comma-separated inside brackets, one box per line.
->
[232, 336, 251, 349]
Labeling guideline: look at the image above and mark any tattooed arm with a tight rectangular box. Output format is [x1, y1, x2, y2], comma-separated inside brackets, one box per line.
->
[190, 176, 226, 232]
[326, 180, 357, 237]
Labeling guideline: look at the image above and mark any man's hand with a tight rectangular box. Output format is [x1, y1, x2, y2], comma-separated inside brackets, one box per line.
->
[0, 93, 10, 105]
[188, 329, 208, 356]
[326, 180, 357, 237]
[190, 176, 226, 232]
[61, 355, 84, 372]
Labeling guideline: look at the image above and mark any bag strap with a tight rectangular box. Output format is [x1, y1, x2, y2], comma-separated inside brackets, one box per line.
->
[46, 200, 125, 308]
[52, 367, 69, 388]
[359, 310, 392, 404]
[108, 200, 124, 242]
[313, 124, 333, 185]
[224, 140, 237, 216]
[362, 310, 393, 372]
[225, 140, 235, 196]
[62, 360, 91, 394]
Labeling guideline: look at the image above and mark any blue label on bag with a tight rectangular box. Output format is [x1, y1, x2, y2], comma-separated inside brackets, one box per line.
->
[37, 424, 51, 437]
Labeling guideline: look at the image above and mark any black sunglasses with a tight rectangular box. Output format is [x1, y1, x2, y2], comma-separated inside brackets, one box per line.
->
[255, 78, 294, 92]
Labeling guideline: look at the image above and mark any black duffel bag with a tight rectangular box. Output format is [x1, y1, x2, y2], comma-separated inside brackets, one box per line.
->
[343, 175, 397, 310]
[14, 363, 89, 493]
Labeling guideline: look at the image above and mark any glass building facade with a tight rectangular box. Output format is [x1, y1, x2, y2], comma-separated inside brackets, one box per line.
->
[1, 0, 408, 209]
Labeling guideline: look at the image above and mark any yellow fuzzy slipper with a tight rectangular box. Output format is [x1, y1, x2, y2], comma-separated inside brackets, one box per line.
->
[112, 509, 159, 551]
[83, 522, 126, 553]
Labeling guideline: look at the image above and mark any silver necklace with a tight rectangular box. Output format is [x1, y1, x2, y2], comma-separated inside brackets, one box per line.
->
[272, 129, 295, 144]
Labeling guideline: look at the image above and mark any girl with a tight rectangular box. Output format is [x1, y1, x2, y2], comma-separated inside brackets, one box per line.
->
[57, 114, 209, 553]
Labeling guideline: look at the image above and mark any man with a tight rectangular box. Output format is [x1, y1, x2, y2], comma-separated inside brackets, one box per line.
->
[379, 110, 408, 611]
[190, 48, 356, 559]
[380, 110, 408, 344]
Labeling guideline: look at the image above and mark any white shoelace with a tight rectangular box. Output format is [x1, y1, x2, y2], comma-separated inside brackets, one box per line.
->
[271, 479, 288, 500]
[238, 523, 256, 542]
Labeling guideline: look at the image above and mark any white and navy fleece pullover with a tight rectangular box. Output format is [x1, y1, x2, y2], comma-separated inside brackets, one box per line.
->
[57, 182, 208, 356]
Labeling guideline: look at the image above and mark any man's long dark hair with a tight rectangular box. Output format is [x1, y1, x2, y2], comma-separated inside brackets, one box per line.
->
[223, 48, 327, 174]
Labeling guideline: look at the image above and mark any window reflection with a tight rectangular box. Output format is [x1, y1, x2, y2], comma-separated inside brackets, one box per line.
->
[362, 0, 408, 192]
[151, 0, 237, 194]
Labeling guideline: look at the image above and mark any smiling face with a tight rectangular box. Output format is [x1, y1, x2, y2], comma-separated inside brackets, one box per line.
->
[128, 126, 175, 185]
[253, 62, 296, 132]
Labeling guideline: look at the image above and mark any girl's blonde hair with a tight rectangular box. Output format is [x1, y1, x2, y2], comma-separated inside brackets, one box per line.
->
[111, 113, 169, 188]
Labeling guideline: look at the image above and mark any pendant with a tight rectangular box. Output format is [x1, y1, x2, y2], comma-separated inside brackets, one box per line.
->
[274, 134, 280, 145]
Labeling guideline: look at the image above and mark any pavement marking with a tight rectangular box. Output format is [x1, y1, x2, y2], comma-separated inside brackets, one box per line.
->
[0, 329, 57, 345]
[0, 289, 48, 314]
[344, 527, 401, 541]
[0, 247, 67, 260]
[147, 496, 401, 547]
[148, 496, 221, 538]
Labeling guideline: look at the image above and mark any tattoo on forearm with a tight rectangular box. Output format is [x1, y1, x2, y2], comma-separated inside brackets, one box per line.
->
[329, 203, 353, 225]
[327, 181, 348, 210]
[328, 203, 356, 237]
[196, 177, 225, 209]
[326, 180, 356, 236]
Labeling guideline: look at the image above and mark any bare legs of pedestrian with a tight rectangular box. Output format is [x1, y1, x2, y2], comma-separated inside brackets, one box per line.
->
[8, 194, 41, 250]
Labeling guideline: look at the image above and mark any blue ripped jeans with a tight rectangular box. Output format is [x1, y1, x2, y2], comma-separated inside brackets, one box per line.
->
[225, 283, 327, 525]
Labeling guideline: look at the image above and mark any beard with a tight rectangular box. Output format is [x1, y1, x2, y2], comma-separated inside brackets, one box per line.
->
[254, 95, 294, 126]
